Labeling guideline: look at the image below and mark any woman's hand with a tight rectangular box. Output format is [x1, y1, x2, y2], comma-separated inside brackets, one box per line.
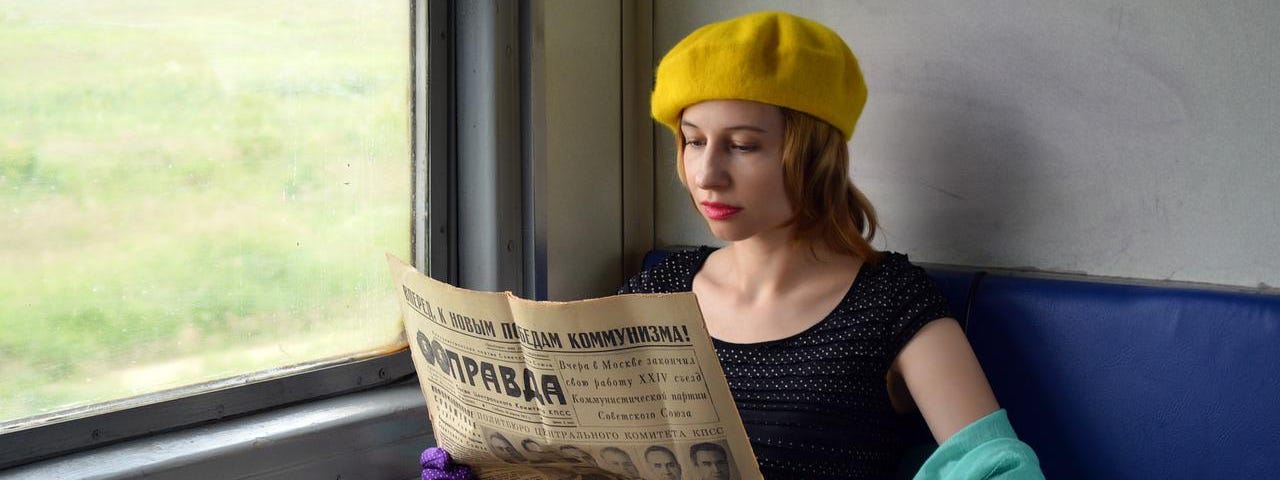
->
[421, 447, 476, 480]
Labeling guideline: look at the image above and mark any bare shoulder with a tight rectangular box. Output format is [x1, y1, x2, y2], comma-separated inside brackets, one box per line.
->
[695, 247, 731, 286]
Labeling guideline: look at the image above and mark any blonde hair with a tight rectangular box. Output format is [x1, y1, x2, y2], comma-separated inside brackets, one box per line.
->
[676, 107, 881, 263]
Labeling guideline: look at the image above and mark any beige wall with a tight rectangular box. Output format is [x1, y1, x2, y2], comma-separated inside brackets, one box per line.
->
[534, 0, 624, 300]
[534, 0, 654, 300]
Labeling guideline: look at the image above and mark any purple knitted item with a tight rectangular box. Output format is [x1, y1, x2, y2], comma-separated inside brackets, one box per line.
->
[420, 447, 475, 480]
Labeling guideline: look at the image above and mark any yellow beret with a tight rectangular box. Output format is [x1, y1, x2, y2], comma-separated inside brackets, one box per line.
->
[651, 11, 867, 142]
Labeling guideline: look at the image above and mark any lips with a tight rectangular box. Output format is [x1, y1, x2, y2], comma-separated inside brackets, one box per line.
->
[700, 201, 742, 220]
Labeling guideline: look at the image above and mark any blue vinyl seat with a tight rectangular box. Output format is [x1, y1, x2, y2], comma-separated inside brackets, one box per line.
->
[965, 274, 1280, 479]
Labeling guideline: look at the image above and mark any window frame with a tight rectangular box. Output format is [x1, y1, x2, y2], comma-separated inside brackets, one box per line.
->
[1, 0, 649, 472]
[0, 0, 448, 469]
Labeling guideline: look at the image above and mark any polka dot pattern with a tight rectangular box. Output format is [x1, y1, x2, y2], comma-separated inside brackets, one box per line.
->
[619, 246, 952, 479]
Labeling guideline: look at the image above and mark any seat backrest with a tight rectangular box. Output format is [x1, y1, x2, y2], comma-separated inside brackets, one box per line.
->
[965, 274, 1280, 479]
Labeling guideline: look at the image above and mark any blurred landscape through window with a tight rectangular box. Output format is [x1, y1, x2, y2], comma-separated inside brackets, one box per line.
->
[0, 0, 412, 424]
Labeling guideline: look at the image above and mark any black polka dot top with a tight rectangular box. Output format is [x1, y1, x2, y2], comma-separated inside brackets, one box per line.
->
[619, 247, 952, 480]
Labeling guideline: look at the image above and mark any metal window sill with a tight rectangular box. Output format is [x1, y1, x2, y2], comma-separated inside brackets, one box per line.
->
[2, 382, 433, 480]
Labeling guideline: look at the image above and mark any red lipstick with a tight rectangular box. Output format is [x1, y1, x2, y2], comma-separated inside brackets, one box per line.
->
[700, 201, 742, 220]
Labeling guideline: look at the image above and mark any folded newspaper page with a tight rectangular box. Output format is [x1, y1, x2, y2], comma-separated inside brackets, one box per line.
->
[388, 254, 762, 480]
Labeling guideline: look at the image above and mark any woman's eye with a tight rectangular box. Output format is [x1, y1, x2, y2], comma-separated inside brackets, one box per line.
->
[731, 144, 758, 152]
[684, 139, 706, 147]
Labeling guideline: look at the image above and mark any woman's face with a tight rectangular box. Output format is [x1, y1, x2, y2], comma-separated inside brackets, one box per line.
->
[680, 100, 791, 242]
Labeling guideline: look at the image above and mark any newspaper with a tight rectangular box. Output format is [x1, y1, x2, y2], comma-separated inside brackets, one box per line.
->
[388, 254, 762, 480]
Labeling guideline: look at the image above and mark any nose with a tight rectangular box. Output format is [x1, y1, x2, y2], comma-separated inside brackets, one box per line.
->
[692, 142, 729, 190]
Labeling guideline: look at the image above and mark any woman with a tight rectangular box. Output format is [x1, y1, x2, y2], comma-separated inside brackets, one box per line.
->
[622, 11, 1041, 480]
[425, 11, 1043, 480]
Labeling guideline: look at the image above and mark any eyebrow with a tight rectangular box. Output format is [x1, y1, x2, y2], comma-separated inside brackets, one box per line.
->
[679, 120, 768, 133]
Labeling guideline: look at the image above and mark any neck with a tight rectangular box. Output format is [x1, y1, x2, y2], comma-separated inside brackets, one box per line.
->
[719, 229, 852, 300]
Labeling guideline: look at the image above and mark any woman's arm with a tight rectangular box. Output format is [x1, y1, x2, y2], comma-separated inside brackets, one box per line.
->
[894, 318, 1045, 480]
[892, 317, 999, 444]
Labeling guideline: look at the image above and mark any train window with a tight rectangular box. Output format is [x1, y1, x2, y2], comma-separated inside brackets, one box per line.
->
[0, 0, 412, 428]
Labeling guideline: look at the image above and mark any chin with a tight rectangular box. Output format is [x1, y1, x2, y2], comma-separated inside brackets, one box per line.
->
[706, 217, 793, 243]
[706, 224, 754, 242]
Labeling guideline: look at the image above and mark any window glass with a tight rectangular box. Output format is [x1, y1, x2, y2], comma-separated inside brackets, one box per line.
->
[0, 0, 411, 424]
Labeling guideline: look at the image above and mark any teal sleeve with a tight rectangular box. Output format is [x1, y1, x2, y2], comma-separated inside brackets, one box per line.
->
[912, 409, 1046, 480]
